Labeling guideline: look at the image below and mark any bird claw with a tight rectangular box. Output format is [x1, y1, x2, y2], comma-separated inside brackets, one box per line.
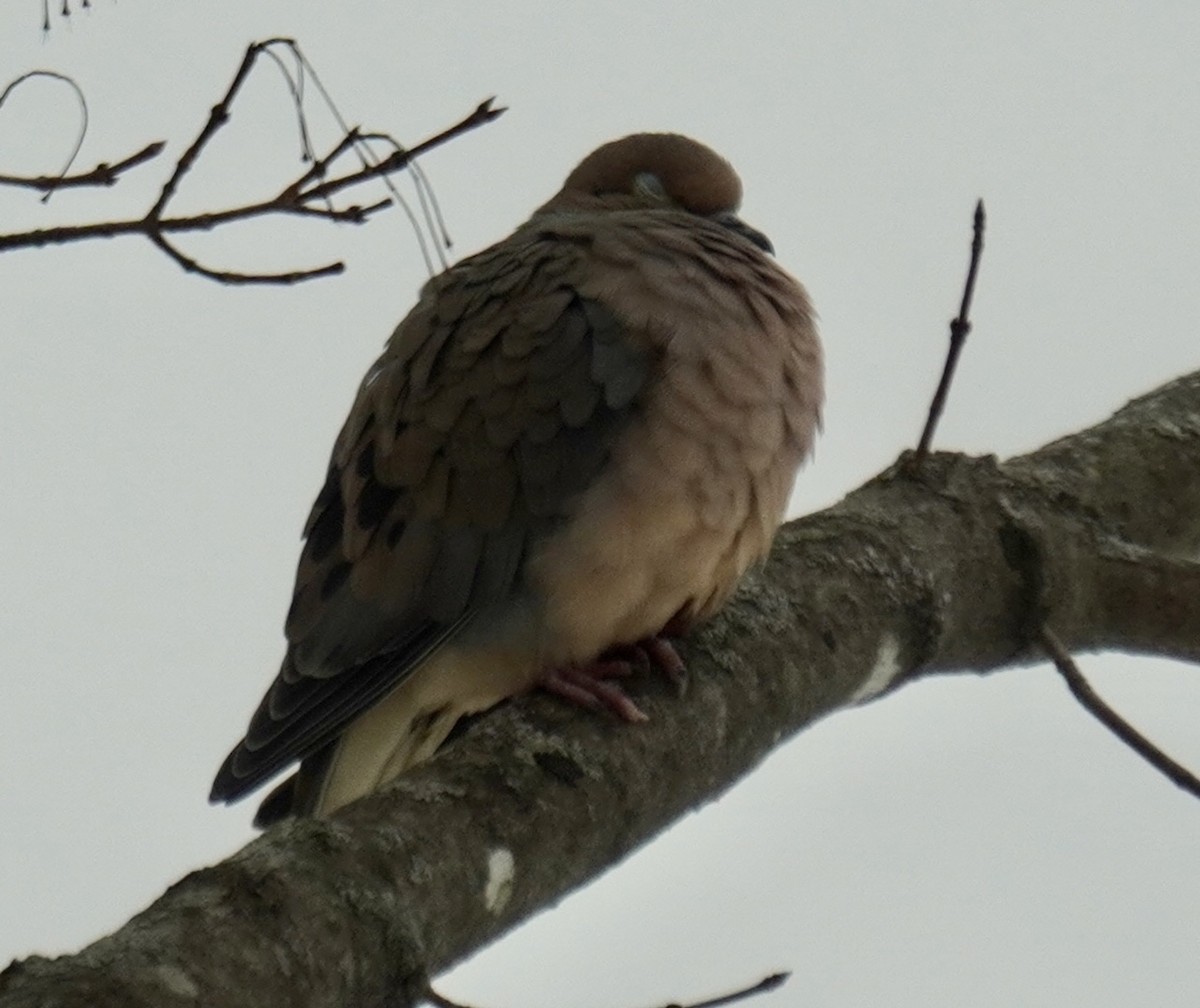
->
[540, 664, 649, 722]
[539, 634, 688, 722]
[636, 636, 688, 694]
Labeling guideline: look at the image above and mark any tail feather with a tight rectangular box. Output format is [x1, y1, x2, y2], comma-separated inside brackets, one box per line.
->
[267, 644, 536, 820]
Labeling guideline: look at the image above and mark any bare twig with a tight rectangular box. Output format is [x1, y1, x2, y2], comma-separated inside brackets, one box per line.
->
[146, 230, 345, 285]
[0, 141, 165, 192]
[145, 40, 286, 221]
[0, 69, 89, 202]
[909, 199, 986, 468]
[43, 0, 98, 32]
[424, 972, 789, 1008]
[301, 98, 505, 204]
[260, 43, 319, 168]
[1040, 626, 1200, 800]
[280, 128, 365, 200]
[289, 199, 393, 223]
[356, 130, 455, 268]
[663, 972, 790, 1008]
[0, 41, 505, 285]
[287, 47, 446, 273]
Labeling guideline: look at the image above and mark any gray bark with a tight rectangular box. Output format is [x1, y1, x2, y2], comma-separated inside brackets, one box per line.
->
[3, 370, 1198, 1008]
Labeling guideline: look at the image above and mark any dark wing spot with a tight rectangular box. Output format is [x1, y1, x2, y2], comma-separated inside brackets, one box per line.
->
[304, 470, 344, 563]
[320, 561, 352, 601]
[356, 444, 374, 477]
[356, 476, 401, 530]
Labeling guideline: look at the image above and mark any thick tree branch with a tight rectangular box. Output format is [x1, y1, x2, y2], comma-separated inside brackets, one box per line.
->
[2, 370, 1198, 1008]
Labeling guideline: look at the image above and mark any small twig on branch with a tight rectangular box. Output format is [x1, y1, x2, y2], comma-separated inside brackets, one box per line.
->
[908, 199, 986, 469]
[42, 0, 100, 33]
[146, 38, 295, 221]
[0, 69, 89, 202]
[288, 199, 393, 223]
[0, 141, 164, 193]
[332, 129, 454, 272]
[424, 972, 789, 1008]
[0, 40, 505, 285]
[280, 128, 365, 200]
[274, 47, 444, 273]
[146, 230, 345, 285]
[1039, 626, 1200, 800]
[663, 971, 790, 1008]
[301, 99, 506, 204]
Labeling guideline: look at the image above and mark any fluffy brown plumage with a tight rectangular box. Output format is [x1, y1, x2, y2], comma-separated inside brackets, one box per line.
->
[210, 133, 823, 824]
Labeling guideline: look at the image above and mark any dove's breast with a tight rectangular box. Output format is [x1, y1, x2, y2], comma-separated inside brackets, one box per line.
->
[525, 215, 822, 661]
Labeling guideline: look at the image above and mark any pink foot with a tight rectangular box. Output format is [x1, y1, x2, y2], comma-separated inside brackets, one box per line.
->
[601, 637, 688, 693]
[636, 636, 688, 692]
[540, 660, 648, 722]
[539, 634, 688, 722]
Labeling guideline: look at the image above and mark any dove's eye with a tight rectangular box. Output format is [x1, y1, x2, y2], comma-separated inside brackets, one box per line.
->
[632, 172, 669, 202]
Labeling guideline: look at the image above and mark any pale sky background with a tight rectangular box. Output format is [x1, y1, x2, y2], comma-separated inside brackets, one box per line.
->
[2, 2, 1198, 1005]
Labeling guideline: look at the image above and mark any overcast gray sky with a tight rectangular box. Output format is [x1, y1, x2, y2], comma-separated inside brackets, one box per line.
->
[2, 3, 1198, 1005]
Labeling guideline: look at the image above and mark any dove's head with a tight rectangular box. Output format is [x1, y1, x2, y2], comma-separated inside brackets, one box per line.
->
[539, 133, 773, 252]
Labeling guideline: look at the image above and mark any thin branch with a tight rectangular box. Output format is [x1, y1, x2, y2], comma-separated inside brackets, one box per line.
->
[146, 230, 344, 286]
[909, 199, 986, 468]
[288, 47, 440, 273]
[423, 973, 790, 1008]
[0, 40, 504, 285]
[259, 43, 319, 168]
[42, 0, 97, 32]
[0, 194, 391, 252]
[0, 69, 89, 202]
[146, 38, 294, 221]
[0, 218, 147, 248]
[358, 130, 454, 269]
[0, 106, 490, 264]
[301, 98, 505, 204]
[0, 141, 165, 192]
[287, 199, 393, 223]
[281, 128, 365, 200]
[1039, 626, 1200, 799]
[0, 102, 503, 254]
[666, 972, 790, 1008]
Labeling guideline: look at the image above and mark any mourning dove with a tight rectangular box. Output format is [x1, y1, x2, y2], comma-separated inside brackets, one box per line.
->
[210, 132, 823, 825]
